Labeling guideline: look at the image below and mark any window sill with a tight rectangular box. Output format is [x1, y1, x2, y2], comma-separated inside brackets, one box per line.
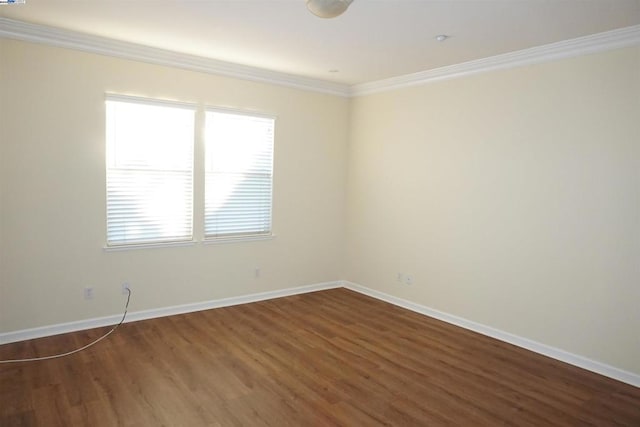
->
[203, 233, 276, 245]
[103, 234, 275, 251]
[103, 240, 196, 252]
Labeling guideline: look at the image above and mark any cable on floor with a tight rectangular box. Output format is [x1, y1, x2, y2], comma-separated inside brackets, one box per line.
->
[0, 288, 132, 364]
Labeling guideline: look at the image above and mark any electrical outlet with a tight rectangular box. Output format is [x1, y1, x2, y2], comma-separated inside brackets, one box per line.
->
[254, 267, 261, 278]
[404, 275, 413, 285]
[397, 273, 403, 283]
[122, 282, 131, 295]
[84, 287, 94, 300]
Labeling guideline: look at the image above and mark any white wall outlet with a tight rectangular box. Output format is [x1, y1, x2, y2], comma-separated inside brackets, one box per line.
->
[84, 287, 94, 300]
[404, 275, 414, 285]
[397, 273, 403, 283]
[254, 267, 261, 278]
[122, 282, 131, 295]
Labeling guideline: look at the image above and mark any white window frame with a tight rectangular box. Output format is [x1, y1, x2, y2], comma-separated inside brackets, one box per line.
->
[105, 94, 196, 248]
[204, 108, 275, 242]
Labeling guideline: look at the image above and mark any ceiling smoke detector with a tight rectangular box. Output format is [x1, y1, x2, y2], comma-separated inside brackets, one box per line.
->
[306, 0, 354, 18]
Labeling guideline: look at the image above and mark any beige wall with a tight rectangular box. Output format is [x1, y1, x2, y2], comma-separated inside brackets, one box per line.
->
[2, 36, 639, 377]
[345, 46, 640, 374]
[0, 39, 348, 332]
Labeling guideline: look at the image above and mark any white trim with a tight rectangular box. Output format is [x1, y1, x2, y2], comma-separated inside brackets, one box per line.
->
[350, 24, 640, 96]
[2, 279, 638, 387]
[105, 93, 197, 110]
[103, 240, 197, 252]
[0, 281, 341, 345]
[202, 234, 276, 245]
[2, 18, 639, 99]
[0, 314, 125, 346]
[205, 106, 277, 121]
[342, 281, 640, 388]
[0, 17, 350, 97]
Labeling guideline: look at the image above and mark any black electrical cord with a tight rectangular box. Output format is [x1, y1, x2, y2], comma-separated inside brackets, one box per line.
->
[0, 288, 131, 364]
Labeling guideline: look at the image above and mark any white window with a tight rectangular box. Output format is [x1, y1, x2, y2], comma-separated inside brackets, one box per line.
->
[205, 110, 275, 240]
[106, 95, 195, 246]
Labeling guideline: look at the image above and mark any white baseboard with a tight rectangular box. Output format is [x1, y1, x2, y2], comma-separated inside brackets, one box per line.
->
[2, 279, 638, 389]
[0, 281, 342, 345]
[342, 281, 640, 388]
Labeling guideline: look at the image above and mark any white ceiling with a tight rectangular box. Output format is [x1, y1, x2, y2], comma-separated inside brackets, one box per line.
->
[1, 0, 639, 86]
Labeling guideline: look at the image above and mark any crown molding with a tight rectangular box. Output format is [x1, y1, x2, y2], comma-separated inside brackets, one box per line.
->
[2, 18, 639, 99]
[350, 24, 640, 97]
[0, 17, 351, 97]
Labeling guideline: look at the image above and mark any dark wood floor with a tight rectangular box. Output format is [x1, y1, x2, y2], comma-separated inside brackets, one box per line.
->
[1, 288, 639, 426]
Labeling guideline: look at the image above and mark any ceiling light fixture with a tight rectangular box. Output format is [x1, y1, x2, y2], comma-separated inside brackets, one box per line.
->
[306, 0, 353, 18]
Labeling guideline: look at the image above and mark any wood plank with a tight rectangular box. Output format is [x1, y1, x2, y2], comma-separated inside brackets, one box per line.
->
[1, 288, 638, 426]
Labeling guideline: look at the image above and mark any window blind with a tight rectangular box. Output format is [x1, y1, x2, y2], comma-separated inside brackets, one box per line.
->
[205, 110, 274, 239]
[106, 95, 195, 246]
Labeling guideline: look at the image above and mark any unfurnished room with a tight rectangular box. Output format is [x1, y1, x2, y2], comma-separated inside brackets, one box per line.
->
[1, 0, 639, 425]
